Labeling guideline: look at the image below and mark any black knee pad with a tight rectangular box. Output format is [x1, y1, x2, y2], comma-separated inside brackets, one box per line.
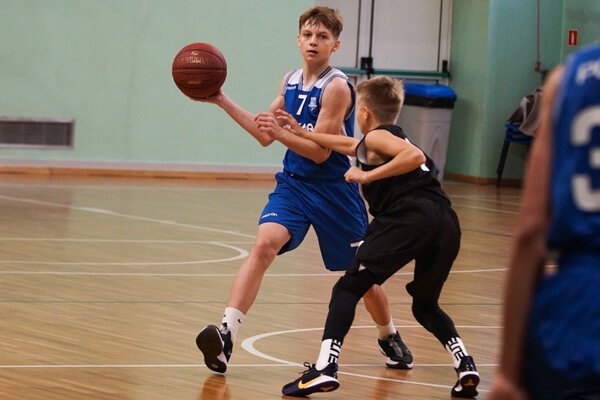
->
[411, 300, 458, 345]
[334, 270, 376, 299]
[411, 301, 439, 324]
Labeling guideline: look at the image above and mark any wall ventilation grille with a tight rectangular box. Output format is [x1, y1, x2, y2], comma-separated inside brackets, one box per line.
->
[0, 118, 74, 148]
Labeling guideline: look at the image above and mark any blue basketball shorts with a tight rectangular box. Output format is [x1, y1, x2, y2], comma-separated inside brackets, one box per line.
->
[259, 172, 368, 271]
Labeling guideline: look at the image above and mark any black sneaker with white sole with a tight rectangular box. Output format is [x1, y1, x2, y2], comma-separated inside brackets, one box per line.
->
[282, 362, 339, 397]
[378, 331, 414, 369]
[451, 355, 480, 398]
[196, 325, 233, 373]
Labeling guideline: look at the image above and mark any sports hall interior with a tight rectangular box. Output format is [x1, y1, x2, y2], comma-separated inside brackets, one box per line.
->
[0, 1, 598, 399]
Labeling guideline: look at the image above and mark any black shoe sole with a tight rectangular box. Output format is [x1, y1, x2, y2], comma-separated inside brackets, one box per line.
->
[196, 325, 227, 373]
[282, 379, 340, 397]
[451, 373, 480, 398]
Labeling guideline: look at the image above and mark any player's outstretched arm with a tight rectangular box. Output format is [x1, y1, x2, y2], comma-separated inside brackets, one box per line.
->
[274, 110, 359, 156]
[344, 130, 425, 184]
[192, 75, 289, 147]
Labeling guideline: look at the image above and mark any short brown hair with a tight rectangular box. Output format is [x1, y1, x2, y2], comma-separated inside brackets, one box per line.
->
[299, 6, 343, 38]
[355, 76, 404, 123]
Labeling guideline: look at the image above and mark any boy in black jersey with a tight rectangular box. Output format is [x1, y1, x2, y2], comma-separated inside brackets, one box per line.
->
[257, 76, 479, 398]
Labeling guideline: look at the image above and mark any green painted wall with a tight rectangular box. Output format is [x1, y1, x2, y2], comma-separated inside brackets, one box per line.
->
[445, 0, 489, 178]
[447, 0, 563, 180]
[2, 1, 598, 179]
[562, 0, 600, 58]
[0, 0, 312, 168]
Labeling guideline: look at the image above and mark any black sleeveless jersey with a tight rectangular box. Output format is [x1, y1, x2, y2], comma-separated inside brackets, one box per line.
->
[355, 125, 450, 216]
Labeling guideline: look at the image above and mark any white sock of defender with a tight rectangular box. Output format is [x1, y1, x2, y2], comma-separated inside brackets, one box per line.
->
[445, 337, 469, 368]
[316, 339, 342, 370]
[220, 307, 245, 343]
[377, 317, 396, 340]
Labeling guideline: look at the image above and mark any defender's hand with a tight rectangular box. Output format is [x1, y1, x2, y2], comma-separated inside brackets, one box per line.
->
[255, 112, 285, 140]
[275, 110, 306, 137]
[344, 166, 369, 184]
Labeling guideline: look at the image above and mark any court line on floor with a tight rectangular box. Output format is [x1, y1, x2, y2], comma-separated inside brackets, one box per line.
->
[0, 268, 509, 276]
[0, 194, 256, 239]
[452, 201, 519, 215]
[0, 242, 246, 266]
[0, 182, 273, 193]
[0, 362, 497, 369]
[451, 194, 521, 206]
[241, 325, 495, 392]
[0, 238, 254, 244]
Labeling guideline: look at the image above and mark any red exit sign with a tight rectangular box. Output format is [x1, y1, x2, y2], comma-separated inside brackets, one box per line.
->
[568, 29, 578, 46]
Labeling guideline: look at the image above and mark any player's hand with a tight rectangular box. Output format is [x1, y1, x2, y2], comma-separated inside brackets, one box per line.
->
[189, 89, 225, 105]
[255, 112, 284, 140]
[344, 166, 369, 184]
[275, 110, 306, 137]
[487, 374, 528, 400]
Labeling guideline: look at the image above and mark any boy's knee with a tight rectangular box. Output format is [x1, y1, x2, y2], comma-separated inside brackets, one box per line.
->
[252, 233, 287, 258]
[334, 270, 376, 299]
[411, 301, 439, 321]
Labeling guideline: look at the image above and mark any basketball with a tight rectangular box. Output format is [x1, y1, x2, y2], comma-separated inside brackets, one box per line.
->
[172, 43, 227, 99]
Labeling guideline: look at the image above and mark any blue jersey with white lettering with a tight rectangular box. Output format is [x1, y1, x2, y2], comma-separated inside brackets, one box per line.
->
[528, 44, 600, 382]
[282, 66, 355, 180]
[547, 43, 600, 255]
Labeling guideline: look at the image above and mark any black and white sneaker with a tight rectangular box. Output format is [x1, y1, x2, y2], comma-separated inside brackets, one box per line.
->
[196, 325, 233, 373]
[451, 356, 479, 398]
[282, 362, 339, 397]
[378, 332, 414, 369]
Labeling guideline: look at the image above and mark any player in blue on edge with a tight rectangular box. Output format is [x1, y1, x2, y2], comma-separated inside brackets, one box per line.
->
[256, 75, 480, 398]
[489, 43, 600, 400]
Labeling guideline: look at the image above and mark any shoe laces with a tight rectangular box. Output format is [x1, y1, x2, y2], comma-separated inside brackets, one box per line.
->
[299, 361, 314, 375]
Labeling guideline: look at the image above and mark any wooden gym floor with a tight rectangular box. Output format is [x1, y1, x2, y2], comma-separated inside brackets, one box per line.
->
[0, 176, 522, 400]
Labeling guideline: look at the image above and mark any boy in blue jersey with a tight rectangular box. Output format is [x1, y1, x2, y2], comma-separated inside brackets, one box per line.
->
[193, 6, 410, 375]
[260, 76, 479, 398]
[489, 43, 600, 400]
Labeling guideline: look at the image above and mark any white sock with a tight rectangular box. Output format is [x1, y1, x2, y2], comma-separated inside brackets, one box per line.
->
[445, 337, 469, 368]
[377, 317, 396, 340]
[221, 307, 245, 343]
[315, 339, 342, 370]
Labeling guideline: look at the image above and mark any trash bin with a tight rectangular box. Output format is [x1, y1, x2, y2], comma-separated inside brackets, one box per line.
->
[397, 82, 457, 181]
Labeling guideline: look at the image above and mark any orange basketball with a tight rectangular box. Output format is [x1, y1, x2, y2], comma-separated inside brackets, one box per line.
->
[172, 43, 227, 99]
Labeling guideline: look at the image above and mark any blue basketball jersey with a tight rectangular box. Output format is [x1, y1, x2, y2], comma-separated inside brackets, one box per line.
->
[282, 66, 356, 180]
[547, 43, 600, 255]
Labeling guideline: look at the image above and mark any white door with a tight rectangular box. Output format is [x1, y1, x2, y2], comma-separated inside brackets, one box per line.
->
[315, 0, 452, 81]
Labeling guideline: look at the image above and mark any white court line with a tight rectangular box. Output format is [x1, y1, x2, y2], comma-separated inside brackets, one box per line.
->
[0, 363, 281, 369]
[0, 242, 248, 266]
[0, 194, 256, 239]
[0, 269, 508, 276]
[241, 325, 496, 392]
[0, 362, 498, 369]
[451, 194, 521, 206]
[451, 201, 520, 215]
[0, 182, 272, 193]
[0, 238, 253, 244]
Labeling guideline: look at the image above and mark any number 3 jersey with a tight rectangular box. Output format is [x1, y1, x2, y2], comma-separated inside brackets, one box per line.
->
[548, 43, 600, 255]
[282, 67, 356, 180]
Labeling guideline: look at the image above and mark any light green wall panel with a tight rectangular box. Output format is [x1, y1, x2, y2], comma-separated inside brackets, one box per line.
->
[482, 0, 546, 179]
[0, 0, 312, 167]
[562, 0, 600, 58]
[446, 0, 489, 177]
[447, 0, 563, 180]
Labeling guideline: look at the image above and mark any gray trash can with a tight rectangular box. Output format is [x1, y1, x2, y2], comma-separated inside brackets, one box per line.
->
[397, 83, 457, 181]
